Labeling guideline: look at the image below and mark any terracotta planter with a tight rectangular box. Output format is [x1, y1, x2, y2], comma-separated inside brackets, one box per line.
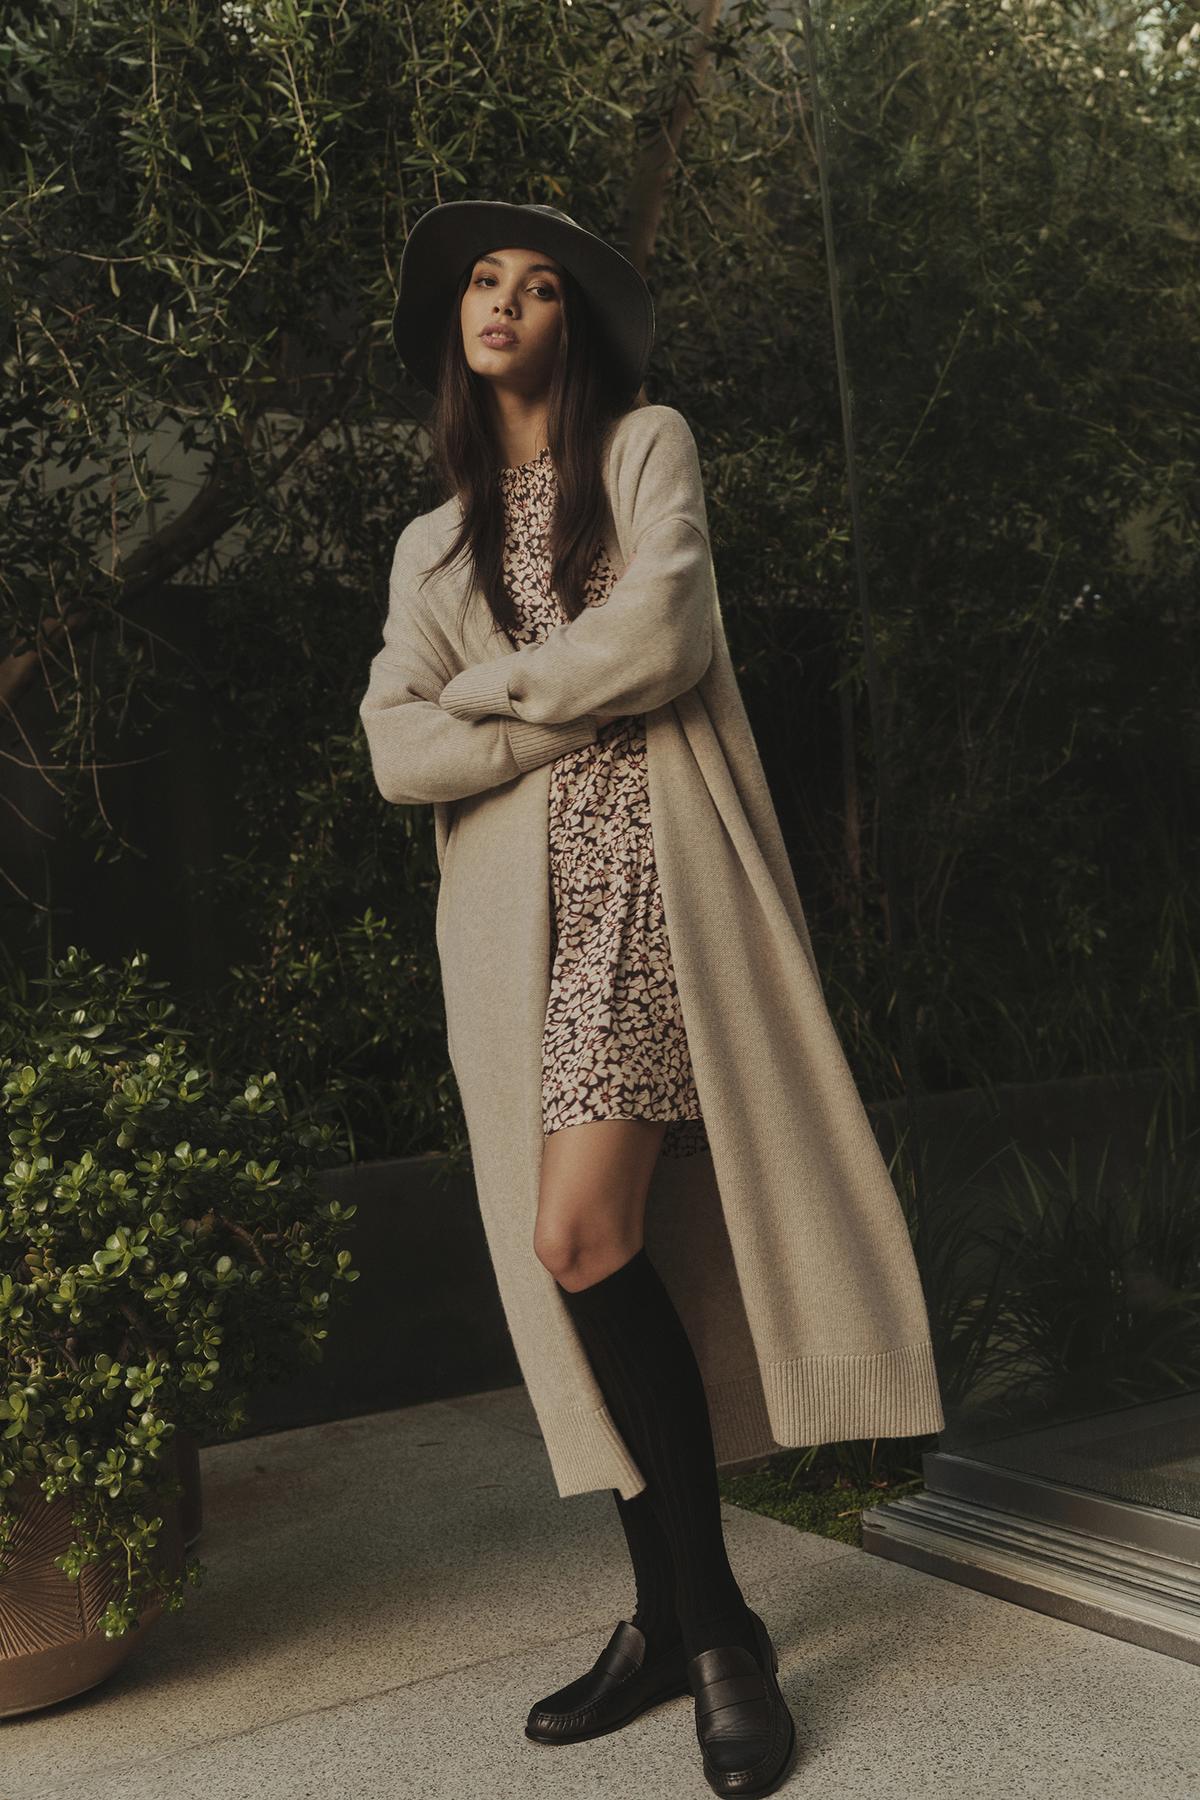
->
[0, 1435, 191, 1719]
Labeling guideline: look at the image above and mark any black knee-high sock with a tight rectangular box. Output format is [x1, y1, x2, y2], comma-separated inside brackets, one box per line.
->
[557, 1247, 758, 1665]
[611, 1487, 683, 1650]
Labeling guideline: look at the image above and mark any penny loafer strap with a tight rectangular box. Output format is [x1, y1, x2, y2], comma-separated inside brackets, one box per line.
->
[691, 1641, 774, 1742]
[696, 1671, 770, 1727]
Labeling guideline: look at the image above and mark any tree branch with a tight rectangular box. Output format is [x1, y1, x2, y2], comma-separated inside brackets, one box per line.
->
[0, 333, 371, 721]
[625, 0, 726, 277]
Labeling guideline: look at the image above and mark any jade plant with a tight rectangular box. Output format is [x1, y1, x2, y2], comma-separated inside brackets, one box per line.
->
[0, 946, 358, 1638]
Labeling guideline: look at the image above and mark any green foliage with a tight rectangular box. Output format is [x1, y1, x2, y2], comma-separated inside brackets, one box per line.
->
[0, 946, 356, 1637]
[1, 0, 1197, 1160]
[897, 1060, 1200, 1425]
[806, 0, 1200, 1090]
[720, 1451, 927, 1549]
[969, 1077, 1200, 1418]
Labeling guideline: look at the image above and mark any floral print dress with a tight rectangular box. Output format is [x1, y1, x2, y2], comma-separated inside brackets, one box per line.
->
[499, 445, 709, 1159]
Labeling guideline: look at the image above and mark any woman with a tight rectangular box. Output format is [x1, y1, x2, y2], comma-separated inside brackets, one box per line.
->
[361, 199, 944, 1799]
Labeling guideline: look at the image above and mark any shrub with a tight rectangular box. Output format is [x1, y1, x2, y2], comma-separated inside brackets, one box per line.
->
[0, 946, 357, 1637]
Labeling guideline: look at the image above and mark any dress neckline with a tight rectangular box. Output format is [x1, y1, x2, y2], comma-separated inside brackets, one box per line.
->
[499, 444, 553, 481]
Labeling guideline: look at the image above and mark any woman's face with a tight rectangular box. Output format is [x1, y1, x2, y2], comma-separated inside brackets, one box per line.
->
[460, 245, 565, 391]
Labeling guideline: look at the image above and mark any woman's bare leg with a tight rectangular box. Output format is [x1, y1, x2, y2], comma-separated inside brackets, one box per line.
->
[533, 1117, 668, 1291]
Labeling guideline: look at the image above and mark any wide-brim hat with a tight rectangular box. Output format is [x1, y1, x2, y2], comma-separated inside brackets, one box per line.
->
[391, 200, 654, 401]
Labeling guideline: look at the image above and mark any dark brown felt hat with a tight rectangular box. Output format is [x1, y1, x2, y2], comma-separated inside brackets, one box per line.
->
[391, 200, 654, 400]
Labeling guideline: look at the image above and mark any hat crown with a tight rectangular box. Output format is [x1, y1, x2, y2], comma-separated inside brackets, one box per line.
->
[515, 202, 576, 230]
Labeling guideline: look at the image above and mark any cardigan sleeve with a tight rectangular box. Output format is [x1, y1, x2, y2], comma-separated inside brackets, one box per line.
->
[359, 523, 600, 805]
[436, 409, 716, 727]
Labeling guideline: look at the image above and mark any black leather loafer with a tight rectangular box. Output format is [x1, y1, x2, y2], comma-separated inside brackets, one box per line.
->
[524, 1618, 690, 1744]
[686, 1608, 797, 1797]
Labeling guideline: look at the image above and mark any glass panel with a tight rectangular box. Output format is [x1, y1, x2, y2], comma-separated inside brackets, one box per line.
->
[804, 0, 1200, 1517]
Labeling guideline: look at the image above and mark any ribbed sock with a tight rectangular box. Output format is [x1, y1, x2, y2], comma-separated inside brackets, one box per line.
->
[611, 1486, 683, 1652]
[557, 1246, 759, 1666]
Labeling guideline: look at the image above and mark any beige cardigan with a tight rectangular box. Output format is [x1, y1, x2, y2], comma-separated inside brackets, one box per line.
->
[359, 404, 945, 1500]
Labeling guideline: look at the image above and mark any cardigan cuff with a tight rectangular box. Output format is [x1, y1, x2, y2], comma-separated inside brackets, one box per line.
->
[438, 660, 516, 720]
[505, 713, 599, 773]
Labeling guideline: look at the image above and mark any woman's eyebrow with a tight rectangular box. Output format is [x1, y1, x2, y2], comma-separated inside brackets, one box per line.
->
[476, 253, 562, 278]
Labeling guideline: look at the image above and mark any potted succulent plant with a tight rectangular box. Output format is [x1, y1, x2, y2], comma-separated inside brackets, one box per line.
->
[0, 946, 358, 1717]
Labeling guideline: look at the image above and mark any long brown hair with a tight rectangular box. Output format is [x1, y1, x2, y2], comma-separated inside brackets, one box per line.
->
[417, 257, 646, 640]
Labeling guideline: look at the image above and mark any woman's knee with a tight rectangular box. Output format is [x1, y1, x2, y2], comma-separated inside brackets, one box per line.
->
[532, 1218, 590, 1284]
[534, 1118, 660, 1286]
[533, 1218, 636, 1290]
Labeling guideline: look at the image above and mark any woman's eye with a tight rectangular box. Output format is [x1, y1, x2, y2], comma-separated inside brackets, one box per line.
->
[474, 276, 558, 300]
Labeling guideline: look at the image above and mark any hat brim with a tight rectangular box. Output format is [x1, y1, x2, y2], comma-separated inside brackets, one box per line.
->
[390, 200, 654, 400]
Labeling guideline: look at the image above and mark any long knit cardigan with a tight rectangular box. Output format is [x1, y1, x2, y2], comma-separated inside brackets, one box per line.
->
[358, 403, 945, 1501]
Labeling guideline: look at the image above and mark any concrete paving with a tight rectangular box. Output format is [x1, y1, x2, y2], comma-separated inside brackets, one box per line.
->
[6, 1386, 1199, 1800]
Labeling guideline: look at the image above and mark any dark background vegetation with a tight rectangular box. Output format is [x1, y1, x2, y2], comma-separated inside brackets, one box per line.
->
[2, 0, 1196, 1171]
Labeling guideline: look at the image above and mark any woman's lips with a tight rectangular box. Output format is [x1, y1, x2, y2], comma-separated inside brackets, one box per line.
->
[480, 331, 517, 347]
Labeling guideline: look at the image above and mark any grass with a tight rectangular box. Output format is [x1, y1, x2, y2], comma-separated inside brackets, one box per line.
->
[719, 1445, 930, 1549]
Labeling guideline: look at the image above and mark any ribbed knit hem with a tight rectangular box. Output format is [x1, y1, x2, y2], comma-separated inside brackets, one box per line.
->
[540, 1340, 945, 1499]
[506, 713, 599, 772]
[545, 1402, 648, 1501]
[705, 1371, 776, 1464]
[760, 1339, 946, 1444]
[438, 660, 515, 720]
